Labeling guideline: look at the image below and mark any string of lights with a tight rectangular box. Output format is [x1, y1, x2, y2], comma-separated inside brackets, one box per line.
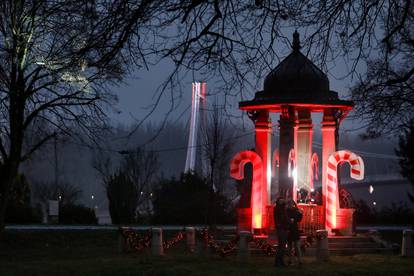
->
[197, 229, 239, 256]
[251, 237, 276, 256]
[120, 228, 152, 252]
[163, 231, 186, 250]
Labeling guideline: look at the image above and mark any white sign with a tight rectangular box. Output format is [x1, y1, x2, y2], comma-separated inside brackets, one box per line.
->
[48, 200, 59, 216]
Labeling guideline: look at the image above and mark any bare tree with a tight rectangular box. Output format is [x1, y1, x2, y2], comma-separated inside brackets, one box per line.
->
[0, 0, 164, 231]
[33, 181, 82, 207]
[160, 1, 413, 136]
[201, 103, 234, 193]
[200, 102, 234, 225]
[95, 147, 159, 224]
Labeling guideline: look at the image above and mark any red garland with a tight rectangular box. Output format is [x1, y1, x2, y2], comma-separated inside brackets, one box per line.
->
[252, 237, 276, 256]
[197, 229, 239, 257]
[120, 228, 152, 252]
[163, 231, 186, 250]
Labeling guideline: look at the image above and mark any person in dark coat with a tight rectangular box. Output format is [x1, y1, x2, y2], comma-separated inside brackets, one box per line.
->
[287, 199, 303, 265]
[274, 197, 289, 266]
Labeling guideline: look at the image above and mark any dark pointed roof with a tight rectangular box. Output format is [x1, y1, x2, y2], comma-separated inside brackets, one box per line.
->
[239, 31, 353, 112]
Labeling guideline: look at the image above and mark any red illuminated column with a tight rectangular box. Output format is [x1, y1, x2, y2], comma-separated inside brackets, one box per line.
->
[254, 110, 272, 227]
[321, 109, 337, 227]
[295, 110, 313, 197]
[278, 106, 296, 198]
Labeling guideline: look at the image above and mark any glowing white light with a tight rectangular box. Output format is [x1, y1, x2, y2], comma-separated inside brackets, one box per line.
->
[184, 82, 205, 173]
[140, 192, 143, 195]
[91, 195, 94, 200]
[369, 185, 374, 194]
[150, 193, 153, 197]
[311, 188, 315, 192]
[58, 195, 62, 200]
[373, 201, 377, 206]
[292, 168, 297, 184]
[311, 199, 315, 202]
[267, 166, 272, 184]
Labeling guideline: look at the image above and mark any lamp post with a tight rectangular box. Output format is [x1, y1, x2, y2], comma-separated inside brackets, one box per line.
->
[54, 134, 58, 199]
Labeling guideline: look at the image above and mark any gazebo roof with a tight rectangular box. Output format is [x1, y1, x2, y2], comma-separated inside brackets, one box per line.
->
[239, 31, 353, 112]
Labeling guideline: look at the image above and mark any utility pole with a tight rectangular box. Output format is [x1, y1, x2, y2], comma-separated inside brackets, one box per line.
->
[54, 134, 58, 199]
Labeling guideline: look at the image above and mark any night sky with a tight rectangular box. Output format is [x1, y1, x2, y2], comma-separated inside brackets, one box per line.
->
[112, 41, 364, 133]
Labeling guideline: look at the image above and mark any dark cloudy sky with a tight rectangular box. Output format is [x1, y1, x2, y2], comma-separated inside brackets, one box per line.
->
[110, 42, 365, 135]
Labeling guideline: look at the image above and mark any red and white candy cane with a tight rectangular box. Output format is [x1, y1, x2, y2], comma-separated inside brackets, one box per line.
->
[310, 152, 319, 192]
[272, 148, 279, 178]
[230, 151, 264, 229]
[325, 150, 364, 231]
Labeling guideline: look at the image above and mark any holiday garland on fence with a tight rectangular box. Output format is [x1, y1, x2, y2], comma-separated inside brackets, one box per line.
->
[120, 227, 315, 256]
[163, 231, 186, 250]
[120, 227, 187, 252]
[197, 229, 239, 256]
[252, 237, 276, 256]
[120, 228, 152, 252]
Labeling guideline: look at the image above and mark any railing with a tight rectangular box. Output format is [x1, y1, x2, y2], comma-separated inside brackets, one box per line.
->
[266, 204, 324, 236]
[297, 204, 324, 236]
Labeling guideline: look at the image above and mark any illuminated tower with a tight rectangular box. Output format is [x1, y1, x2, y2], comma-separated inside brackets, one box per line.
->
[184, 82, 206, 173]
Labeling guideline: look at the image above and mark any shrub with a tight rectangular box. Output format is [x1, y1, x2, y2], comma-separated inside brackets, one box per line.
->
[152, 173, 235, 225]
[59, 204, 97, 224]
[5, 205, 42, 224]
[5, 174, 42, 224]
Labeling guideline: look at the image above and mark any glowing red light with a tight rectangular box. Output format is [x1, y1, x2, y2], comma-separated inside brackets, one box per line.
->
[230, 151, 265, 229]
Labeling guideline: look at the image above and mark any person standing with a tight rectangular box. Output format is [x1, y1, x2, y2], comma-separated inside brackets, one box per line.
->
[274, 197, 289, 266]
[287, 199, 303, 265]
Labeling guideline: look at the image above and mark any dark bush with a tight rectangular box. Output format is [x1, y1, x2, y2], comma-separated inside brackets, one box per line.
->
[377, 202, 414, 225]
[355, 200, 414, 225]
[59, 204, 97, 224]
[5, 205, 42, 224]
[354, 199, 376, 224]
[5, 174, 42, 224]
[152, 173, 235, 225]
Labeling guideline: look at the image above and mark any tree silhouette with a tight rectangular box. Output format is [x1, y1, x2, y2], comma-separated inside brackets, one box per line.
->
[396, 120, 414, 202]
[99, 147, 159, 224]
[0, 0, 163, 231]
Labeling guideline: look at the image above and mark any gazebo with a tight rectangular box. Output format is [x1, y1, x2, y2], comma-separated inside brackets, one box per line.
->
[231, 31, 359, 236]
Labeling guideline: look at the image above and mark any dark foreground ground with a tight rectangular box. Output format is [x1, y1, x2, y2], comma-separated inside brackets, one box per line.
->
[1, 230, 413, 276]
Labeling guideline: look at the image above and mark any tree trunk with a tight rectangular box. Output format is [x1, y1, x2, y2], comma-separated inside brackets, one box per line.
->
[0, 163, 18, 233]
[0, 73, 25, 233]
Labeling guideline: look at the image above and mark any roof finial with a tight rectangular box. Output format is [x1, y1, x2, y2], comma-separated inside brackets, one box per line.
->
[292, 30, 301, 52]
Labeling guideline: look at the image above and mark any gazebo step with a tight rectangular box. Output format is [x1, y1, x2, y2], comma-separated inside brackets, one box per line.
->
[328, 242, 380, 249]
[328, 236, 373, 243]
[304, 247, 392, 256]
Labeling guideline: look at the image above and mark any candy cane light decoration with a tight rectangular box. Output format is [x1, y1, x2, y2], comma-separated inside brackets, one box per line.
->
[230, 151, 264, 229]
[310, 152, 319, 192]
[325, 150, 364, 232]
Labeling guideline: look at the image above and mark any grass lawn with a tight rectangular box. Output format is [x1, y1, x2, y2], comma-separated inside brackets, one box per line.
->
[1, 230, 413, 276]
